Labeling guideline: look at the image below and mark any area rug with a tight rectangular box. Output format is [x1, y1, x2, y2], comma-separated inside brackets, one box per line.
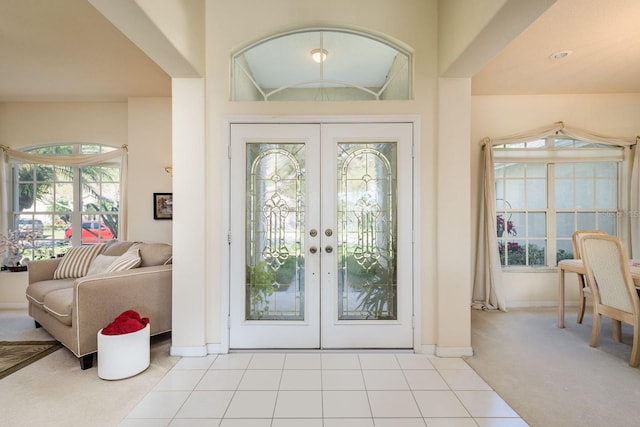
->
[0, 341, 62, 380]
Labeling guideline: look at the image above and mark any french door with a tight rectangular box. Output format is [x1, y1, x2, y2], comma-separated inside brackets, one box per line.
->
[229, 122, 414, 349]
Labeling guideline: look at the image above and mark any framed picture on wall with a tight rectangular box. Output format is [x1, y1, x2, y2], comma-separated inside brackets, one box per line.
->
[153, 193, 173, 220]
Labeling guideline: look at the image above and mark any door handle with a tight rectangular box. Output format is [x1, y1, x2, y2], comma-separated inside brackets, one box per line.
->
[325, 245, 333, 254]
[309, 246, 318, 254]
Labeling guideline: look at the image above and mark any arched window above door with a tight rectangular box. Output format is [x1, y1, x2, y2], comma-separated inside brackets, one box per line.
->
[232, 28, 411, 101]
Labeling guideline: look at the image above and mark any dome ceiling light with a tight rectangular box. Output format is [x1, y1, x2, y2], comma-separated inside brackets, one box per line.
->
[311, 48, 328, 63]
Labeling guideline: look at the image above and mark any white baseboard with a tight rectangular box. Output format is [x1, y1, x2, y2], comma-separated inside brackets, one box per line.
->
[420, 345, 436, 355]
[170, 345, 208, 357]
[207, 343, 225, 354]
[435, 346, 474, 357]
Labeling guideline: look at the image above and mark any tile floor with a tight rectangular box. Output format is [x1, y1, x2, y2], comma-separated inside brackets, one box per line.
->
[120, 352, 528, 427]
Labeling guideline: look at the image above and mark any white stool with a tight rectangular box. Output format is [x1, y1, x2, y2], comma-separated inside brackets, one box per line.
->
[97, 323, 150, 380]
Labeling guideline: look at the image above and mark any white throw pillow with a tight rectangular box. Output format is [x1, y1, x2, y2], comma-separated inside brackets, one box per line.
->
[86, 254, 119, 275]
[53, 244, 107, 279]
[104, 248, 142, 272]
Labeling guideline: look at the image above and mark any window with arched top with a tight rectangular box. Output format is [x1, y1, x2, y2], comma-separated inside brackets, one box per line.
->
[232, 28, 411, 101]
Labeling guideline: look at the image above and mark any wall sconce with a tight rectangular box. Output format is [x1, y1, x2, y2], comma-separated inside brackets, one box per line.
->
[164, 166, 173, 175]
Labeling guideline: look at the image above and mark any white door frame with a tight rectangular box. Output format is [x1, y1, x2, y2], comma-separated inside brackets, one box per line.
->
[219, 115, 421, 353]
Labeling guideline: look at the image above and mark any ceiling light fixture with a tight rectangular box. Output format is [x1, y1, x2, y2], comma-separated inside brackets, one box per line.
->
[549, 50, 573, 60]
[311, 48, 328, 63]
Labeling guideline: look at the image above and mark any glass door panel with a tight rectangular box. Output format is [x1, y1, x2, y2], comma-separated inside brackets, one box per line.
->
[337, 143, 397, 321]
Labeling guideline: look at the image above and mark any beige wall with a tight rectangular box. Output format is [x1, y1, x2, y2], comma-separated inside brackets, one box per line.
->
[0, 100, 173, 245]
[127, 98, 173, 243]
[202, 0, 444, 351]
[471, 93, 640, 306]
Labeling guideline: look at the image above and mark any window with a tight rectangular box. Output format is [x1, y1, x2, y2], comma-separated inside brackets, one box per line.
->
[11, 143, 121, 260]
[232, 28, 411, 101]
[494, 138, 621, 267]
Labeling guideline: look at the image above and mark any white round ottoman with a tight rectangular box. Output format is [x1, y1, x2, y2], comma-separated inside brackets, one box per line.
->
[97, 323, 150, 380]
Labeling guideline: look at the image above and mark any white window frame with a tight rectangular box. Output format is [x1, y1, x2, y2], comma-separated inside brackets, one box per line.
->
[494, 137, 623, 270]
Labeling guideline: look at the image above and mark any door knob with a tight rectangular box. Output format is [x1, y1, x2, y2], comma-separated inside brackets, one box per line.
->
[309, 246, 318, 254]
[325, 245, 333, 253]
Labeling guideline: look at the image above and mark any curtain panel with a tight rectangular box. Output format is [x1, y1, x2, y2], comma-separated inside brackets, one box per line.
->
[473, 122, 640, 312]
[0, 145, 128, 240]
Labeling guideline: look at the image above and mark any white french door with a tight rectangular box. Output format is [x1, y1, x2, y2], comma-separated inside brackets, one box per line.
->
[229, 122, 414, 349]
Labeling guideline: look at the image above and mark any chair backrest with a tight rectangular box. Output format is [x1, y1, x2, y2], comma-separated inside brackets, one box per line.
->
[580, 234, 638, 315]
[572, 229, 607, 260]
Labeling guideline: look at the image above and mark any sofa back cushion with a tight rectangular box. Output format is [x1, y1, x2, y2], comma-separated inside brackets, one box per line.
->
[53, 244, 107, 279]
[139, 243, 173, 267]
[103, 240, 137, 256]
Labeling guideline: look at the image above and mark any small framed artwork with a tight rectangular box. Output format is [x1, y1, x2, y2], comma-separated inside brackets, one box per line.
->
[153, 193, 173, 220]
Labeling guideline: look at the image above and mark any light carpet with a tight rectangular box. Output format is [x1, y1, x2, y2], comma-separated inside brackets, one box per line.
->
[466, 307, 640, 427]
[0, 309, 179, 427]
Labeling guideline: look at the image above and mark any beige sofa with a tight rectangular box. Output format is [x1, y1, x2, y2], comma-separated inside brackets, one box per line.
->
[26, 241, 172, 369]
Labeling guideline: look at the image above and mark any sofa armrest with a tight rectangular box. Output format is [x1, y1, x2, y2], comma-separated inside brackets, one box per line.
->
[27, 258, 62, 284]
[71, 265, 172, 356]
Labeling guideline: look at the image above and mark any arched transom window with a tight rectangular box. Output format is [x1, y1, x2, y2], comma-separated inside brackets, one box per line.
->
[232, 28, 411, 101]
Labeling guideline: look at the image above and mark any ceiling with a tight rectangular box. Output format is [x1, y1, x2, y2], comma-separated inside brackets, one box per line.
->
[0, 0, 638, 102]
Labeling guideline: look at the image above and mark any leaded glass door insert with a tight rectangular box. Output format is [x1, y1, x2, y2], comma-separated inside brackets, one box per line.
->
[246, 143, 305, 320]
[229, 122, 413, 349]
[338, 143, 397, 320]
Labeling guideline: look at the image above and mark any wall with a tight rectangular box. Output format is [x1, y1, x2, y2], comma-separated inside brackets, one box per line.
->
[471, 93, 640, 306]
[199, 0, 443, 350]
[127, 98, 173, 243]
[0, 101, 173, 245]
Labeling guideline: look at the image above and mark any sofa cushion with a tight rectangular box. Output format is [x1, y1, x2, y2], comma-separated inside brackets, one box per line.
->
[103, 240, 137, 256]
[53, 244, 107, 279]
[138, 243, 172, 267]
[105, 248, 142, 272]
[87, 254, 119, 275]
[26, 278, 75, 306]
[43, 288, 73, 326]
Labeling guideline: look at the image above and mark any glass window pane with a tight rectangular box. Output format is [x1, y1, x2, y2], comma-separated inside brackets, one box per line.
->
[507, 213, 524, 237]
[557, 239, 573, 261]
[528, 213, 546, 237]
[505, 180, 524, 209]
[555, 163, 573, 178]
[526, 179, 546, 209]
[526, 163, 546, 177]
[507, 240, 526, 265]
[598, 212, 616, 234]
[555, 180, 573, 209]
[505, 164, 525, 177]
[596, 162, 617, 178]
[575, 163, 595, 178]
[596, 179, 616, 209]
[556, 212, 575, 238]
[575, 179, 594, 209]
[528, 240, 546, 265]
[577, 212, 596, 230]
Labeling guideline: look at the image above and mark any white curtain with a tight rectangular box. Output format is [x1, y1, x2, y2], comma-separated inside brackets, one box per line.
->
[473, 122, 640, 312]
[0, 145, 129, 240]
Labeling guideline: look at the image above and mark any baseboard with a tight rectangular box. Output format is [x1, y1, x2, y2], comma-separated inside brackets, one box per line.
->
[207, 343, 224, 354]
[420, 344, 436, 355]
[435, 346, 474, 357]
[170, 345, 208, 357]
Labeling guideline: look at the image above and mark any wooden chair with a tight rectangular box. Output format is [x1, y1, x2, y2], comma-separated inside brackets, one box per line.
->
[571, 229, 607, 323]
[580, 234, 640, 367]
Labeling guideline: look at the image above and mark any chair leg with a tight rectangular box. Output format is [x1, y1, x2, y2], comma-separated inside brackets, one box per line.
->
[590, 313, 601, 348]
[577, 294, 586, 324]
[612, 320, 623, 343]
[631, 326, 640, 367]
[577, 275, 587, 324]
